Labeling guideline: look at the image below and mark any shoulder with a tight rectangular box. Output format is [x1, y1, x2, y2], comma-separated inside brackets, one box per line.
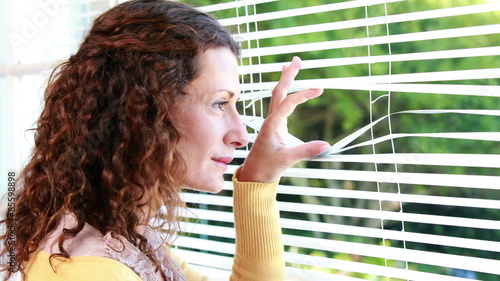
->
[26, 249, 142, 281]
[39, 212, 111, 257]
[35, 213, 155, 280]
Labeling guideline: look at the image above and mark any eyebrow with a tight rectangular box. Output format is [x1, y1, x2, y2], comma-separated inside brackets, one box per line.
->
[219, 89, 238, 100]
[222, 90, 235, 97]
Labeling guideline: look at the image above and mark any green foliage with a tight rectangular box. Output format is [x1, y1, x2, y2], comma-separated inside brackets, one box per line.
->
[256, 0, 500, 279]
[187, 0, 500, 279]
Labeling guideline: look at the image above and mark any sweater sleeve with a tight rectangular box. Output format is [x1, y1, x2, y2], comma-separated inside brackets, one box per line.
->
[230, 167, 285, 281]
[171, 167, 285, 281]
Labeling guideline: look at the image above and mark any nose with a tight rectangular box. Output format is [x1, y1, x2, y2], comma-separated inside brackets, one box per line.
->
[225, 113, 250, 148]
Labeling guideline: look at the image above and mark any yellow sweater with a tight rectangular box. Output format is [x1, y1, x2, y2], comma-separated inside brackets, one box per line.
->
[25, 174, 285, 281]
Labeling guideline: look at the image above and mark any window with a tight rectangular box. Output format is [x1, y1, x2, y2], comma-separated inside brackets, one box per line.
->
[0, 0, 115, 195]
[176, 1, 500, 280]
[1, 1, 499, 280]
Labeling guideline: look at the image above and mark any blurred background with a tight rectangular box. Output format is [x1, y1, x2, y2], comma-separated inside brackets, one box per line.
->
[1, 0, 499, 280]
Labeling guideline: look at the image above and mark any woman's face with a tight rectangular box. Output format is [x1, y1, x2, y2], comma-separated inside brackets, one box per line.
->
[174, 47, 249, 193]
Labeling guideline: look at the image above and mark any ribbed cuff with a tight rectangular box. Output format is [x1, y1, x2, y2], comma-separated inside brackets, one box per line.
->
[232, 167, 283, 259]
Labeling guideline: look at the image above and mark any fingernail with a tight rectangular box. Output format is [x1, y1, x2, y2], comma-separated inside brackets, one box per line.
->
[292, 56, 301, 66]
[319, 144, 330, 154]
[305, 89, 323, 99]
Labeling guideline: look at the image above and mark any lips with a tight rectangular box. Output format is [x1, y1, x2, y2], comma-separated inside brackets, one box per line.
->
[212, 156, 234, 169]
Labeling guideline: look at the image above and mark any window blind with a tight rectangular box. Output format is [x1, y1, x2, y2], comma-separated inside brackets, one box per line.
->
[175, 1, 500, 280]
[1, 0, 499, 280]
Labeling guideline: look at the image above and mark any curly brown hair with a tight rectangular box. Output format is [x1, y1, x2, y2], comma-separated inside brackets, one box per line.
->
[0, 0, 240, 279]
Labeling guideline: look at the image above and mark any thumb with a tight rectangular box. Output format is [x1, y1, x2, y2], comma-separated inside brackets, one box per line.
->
[283, 140, 331, 163]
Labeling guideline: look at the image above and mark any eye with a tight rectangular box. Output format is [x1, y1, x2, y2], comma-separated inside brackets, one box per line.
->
[214, 100, 229, 111]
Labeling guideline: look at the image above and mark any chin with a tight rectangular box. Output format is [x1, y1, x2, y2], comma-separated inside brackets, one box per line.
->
[183, 181, 224, 194]
[205, 186, 224, 194]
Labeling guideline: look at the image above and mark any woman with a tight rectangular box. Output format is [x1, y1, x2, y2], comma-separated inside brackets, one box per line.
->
[1, 0, 329, 280]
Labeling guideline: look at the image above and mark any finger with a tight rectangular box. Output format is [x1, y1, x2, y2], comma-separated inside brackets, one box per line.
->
[276, 56, 301, 92]
[269, 57, 302, 115]
[272, 88, 323, 119]
[280, 140, 331, 164]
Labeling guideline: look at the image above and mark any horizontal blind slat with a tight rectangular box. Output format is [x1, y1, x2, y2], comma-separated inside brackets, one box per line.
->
[183, 207, 500, 237]
[284, 252, 477, 281]
[174, 236, 235, 255]
[285, 267, 360, 281]
[280, 203, 500, 230]
[188, 265, 231, 280]
[275, 186, 500, 210]
[226, 165, 500, 189]
[235, 3, 500, 41]
[233, 152, 500, 168]
[241, 69, 500, 92]
[241, 24, 500, 58]
[219, 0, 404, 26]
[172, 249, 233, 270]
[239, 46, 500, 74]
[239, 84, 500, 100]
[197, 0, 277, 13]
[179, 221, 235, 238]
[191, 183, 500, 209]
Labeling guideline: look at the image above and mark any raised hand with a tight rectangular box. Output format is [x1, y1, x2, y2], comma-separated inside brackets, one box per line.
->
[238, 57, 330, 183]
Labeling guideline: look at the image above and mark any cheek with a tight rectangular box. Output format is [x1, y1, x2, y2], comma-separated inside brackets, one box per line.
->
[173, 105, 224, 151]
[173, 108, 203, 139]
[183, 119, 209, 140]
[176, 117, 216, 155]
[184, 114, 221, 141]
